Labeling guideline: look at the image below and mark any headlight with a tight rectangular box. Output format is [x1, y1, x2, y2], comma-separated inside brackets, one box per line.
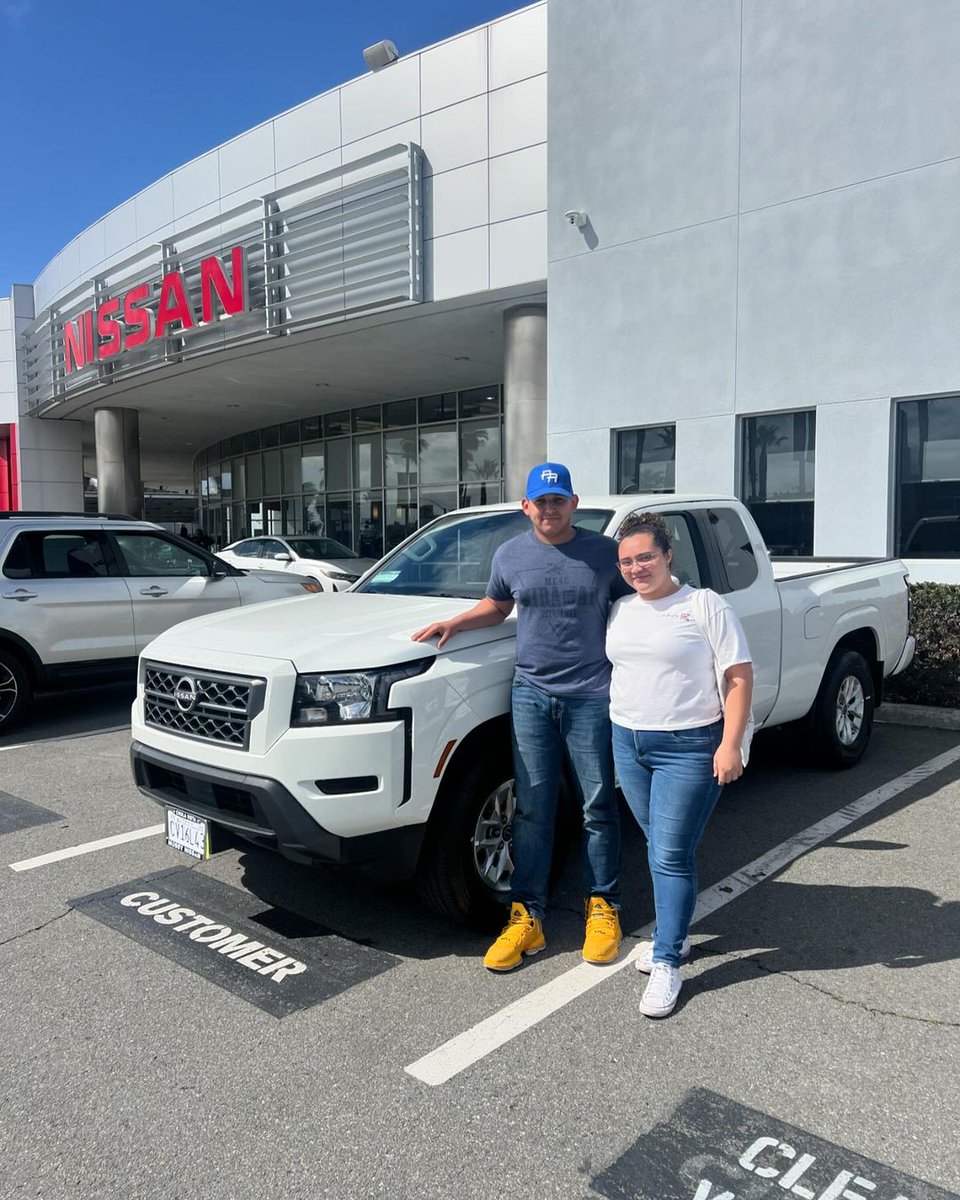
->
[320, 569, 356, 582]
[291, 660, 430, 726]
[299, 580, 323, 593]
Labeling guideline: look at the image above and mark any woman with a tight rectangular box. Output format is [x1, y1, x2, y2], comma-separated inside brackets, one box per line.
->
[606, 512, 753, 1018]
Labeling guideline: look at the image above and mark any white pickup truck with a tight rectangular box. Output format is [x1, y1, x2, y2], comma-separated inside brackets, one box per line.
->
[130, 496, 914, 926]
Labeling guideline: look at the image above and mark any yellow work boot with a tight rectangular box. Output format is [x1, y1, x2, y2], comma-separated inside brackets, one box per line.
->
[483, 902, 545, 972]
[582, 896, 622, 964]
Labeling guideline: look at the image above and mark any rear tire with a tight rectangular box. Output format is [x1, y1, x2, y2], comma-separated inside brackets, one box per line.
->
[0, 648, 31, 734]
[811, 649, 874, 768]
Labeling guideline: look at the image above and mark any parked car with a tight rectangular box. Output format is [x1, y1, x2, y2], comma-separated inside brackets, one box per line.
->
[217, 535, 376, 591]
[0, 513, 322, 732]
[130, 495, 914, 927]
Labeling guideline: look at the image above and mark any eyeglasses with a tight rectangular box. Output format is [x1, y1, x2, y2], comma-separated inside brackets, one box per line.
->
[618, 553, 661, 568]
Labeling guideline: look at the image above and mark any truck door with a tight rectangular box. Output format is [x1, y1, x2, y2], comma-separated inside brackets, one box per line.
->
[695, 506, 781, 722]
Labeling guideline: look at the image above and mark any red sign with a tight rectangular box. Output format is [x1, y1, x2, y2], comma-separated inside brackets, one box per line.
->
[62, 245, 248, 375]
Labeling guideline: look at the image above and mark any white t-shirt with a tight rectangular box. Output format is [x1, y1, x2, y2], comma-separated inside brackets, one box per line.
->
[606, 584, 752, 731]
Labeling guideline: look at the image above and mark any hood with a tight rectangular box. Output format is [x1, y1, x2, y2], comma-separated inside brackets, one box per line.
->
[145, 592, 516, 671]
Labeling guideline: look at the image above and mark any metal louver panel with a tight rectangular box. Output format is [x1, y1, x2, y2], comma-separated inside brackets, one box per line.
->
[20, 143, 423, 414]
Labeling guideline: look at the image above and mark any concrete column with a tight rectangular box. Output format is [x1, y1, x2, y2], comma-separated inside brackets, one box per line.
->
[503, 304, 547, 501]
[95, 408, 142, 517]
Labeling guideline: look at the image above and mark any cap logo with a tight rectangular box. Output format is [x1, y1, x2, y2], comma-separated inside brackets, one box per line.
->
[540, 469, 559, 484]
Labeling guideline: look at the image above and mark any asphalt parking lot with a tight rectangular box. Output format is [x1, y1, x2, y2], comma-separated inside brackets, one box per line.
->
[2, 689, 959, 1200]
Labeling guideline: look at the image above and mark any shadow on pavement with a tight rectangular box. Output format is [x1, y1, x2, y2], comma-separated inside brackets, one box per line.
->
[0, 681, 135, 746]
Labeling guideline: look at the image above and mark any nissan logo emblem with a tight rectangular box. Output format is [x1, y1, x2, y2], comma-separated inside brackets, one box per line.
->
[174, 676, 199, 713]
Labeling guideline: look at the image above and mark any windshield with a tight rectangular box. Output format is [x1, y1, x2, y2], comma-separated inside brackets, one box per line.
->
[286, 537, 358, 560]
[356, 508, 614, 598]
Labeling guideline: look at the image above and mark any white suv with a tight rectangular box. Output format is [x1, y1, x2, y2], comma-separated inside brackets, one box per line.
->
[0, 513, 321, 732]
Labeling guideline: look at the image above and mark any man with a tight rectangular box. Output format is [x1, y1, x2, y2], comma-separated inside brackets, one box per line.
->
[412, 462, 629, 970]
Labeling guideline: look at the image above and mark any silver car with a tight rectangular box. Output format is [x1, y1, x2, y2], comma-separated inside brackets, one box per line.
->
[217, 535, 376, 591]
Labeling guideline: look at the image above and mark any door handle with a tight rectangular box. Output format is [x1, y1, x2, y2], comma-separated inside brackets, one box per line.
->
[139, 586, 169, 597]
[2, 589, 38, 601]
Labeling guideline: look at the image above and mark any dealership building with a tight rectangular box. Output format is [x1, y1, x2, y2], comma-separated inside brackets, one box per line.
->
[1, 0, 958, 578]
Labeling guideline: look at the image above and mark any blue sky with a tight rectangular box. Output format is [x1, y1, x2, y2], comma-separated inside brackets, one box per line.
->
[0, 0, 523, 295]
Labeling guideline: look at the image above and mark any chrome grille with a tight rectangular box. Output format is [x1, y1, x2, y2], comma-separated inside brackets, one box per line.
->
[143, 663, 266, 749]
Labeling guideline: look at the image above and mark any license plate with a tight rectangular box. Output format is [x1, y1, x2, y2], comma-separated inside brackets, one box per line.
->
[165, 808, 210, 860]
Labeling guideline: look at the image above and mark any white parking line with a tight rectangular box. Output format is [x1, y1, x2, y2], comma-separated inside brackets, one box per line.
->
[9, 825, 165, 872]
[405, 742, 960, 1087]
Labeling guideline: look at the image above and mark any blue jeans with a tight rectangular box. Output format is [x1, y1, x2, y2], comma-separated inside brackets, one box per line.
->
[612, 720, 724, 966]
[509, 676, 621, 920]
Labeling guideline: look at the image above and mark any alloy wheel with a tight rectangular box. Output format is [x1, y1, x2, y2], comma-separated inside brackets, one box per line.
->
[835, 674, 865, 745]
[471, 780, 515, 892]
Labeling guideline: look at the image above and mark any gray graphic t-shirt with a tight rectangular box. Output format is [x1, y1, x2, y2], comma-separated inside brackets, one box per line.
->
[486, 527, 628, 697]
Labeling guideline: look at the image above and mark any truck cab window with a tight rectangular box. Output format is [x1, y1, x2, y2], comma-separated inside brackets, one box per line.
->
[705, 507, 759, 591]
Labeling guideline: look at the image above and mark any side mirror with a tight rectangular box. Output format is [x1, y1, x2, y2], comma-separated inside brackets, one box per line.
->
[210, 558, 228, 578]
[273, 552, 293, 562]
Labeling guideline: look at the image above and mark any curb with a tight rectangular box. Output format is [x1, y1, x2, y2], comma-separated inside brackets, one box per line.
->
[876, 702, 960, 731]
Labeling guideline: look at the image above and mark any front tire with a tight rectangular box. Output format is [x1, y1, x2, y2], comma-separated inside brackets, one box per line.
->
[0, 649, 31, 733]
[811, 649, 874, 768]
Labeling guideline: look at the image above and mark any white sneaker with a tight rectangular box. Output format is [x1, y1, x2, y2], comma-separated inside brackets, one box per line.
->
[639, 962, 682, 1018]
[635, 936, 691, 974]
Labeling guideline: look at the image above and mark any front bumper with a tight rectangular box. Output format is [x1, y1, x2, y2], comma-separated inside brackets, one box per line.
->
[131, 741, 425, 876]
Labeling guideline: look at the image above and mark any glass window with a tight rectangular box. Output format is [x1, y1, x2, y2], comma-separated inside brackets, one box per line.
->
[324, 411, 351, 437]
[705, 507, 759, 591]
[261, 425, 280, 448]
[262, 538, 288, 559]
[741, 411, 815, 556]
[616, 425, 676, 494]
[263, 448, 282, 495]
[352, 404, 381, 432]
[326, 494, 353, 549]
[282, 446, 302, 493]
[231, 539, 262, 558]
[385, 431, 418, 487]
[326, 437, 352, 491]
[353, 434, 383, 489]
[897, 397, 960, 557]
[303, 494, 326, 535]
[385, 488, 418, 550]
[460, 419, 501, 481]
[459, 482, 502, 508]
[418, 488, 458, 525]
[615, 510, 703, 588]
[232, 459, 245, 502]
[301, 417, 320, 441]
[286, 536, 357, 560]
[3, 532, 109, 579]
[243, 430, 261, 452]
[280, 421, 300, 445]
[459, 386, 500, 419]
[227, 434, 244, 456]
[384, 398, 416, 428]
[247, 502, 265, 536]
[419, 425, 458, 484]
[220, 464, 232, 499]
[113, 533, 210, 577]
[419, 392, 457, 424]
[355, 491, 384, 559]
[301, 442, 324, 493]
[245, 454, 262, 499]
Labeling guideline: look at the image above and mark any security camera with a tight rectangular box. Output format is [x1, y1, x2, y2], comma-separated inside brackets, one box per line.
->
[563, 210, 587, 229]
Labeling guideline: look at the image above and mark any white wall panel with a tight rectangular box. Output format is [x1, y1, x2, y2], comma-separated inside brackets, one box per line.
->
[78, 222, 106, 277]
[0, 300, 10, 334]
[0, 360, 15, 394]
[489, 74, 546, 158]
[57, 239, 80, 292]
[19, 479, 84, 510]
[421, 29, 487, 113]
[425, 162, 488, 239]
[341, 57, 421, 146]
[547, 427, 613, 493]
[219, 124, 275, 197]
[741, 0, 960, 212]
[103, 200, 137, 261]
[345, 120, 421, 172]
[813, 399, 893, 556]
[489, 143, 546, 224]
[275, 149, 343, 193]
[135, 178, 174, 240]
[675, 416, 737, 495]
[427, 226, 489, 301]
[490, 211, 546, 288]
[173, 152, 220, 220]
[737, 160, 960, 410]
[489, 4, 547, 90]
[421, 96, 488, 177]
[274, 92, 341, 173]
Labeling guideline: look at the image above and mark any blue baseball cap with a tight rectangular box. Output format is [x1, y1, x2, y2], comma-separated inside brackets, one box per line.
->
[525, 462, 575, 500]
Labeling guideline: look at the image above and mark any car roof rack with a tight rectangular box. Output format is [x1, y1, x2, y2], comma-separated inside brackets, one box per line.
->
[0, 511, 139, 520]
